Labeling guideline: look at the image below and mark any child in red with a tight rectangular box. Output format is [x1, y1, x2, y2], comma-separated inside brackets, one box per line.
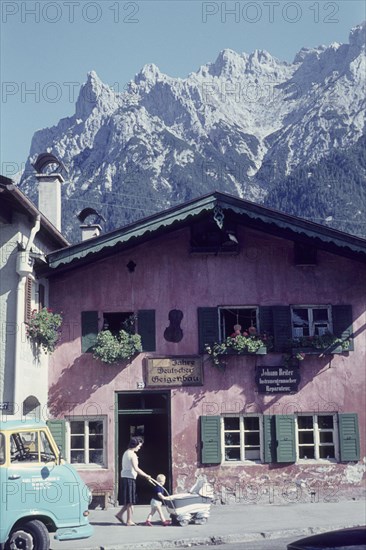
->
[145, 474, 171, 526]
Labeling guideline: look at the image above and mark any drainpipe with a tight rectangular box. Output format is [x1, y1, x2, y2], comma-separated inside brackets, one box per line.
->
[13, 215, 41, 417]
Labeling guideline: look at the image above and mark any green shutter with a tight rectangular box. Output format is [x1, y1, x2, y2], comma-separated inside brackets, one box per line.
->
[81, 311, 99, 353]
[198, 307, 219, 353]
[138, 310, 156, 351]
[338, 413, 360, 462]
[47, 419, 66, 457]
[275, 415, 296, 463]
[272, 306, 292, 352]
[263, 415, 276, 463]
[259, 306, 274, 338]
[200, 416, 221, 464]
[332, 305, 354, 351]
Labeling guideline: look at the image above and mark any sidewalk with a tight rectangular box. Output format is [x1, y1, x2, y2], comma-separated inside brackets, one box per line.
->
[51, 499, 366, 550]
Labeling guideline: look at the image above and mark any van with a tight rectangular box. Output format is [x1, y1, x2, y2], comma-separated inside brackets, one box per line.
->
[0, 419, 93, 549]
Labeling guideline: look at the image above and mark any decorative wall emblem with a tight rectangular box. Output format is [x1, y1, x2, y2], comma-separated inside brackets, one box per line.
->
[164, 309, 183, 343]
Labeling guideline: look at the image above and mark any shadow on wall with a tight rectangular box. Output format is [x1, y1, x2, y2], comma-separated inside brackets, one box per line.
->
[178, 354, 334, 417]
[48, 355, 124, 416]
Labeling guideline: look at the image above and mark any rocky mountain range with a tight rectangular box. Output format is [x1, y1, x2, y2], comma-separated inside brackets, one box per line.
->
[20, 22, 366, 242]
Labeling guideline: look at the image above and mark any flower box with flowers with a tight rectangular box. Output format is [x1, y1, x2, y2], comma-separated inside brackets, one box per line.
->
[290, 332, 351, 356]
[93, 330, 143, 364]
[26, 307, 63, 354]
[205, 327, 272, 370]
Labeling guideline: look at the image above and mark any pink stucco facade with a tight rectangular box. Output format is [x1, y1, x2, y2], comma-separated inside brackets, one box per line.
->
[48, 224, 366, 504]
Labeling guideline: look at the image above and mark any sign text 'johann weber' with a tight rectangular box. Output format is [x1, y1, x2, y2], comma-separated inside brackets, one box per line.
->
[146, 357, 203, 387]
[255, 366, 301, 394]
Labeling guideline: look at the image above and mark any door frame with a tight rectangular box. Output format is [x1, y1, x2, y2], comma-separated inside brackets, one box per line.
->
[114, 390, 172, 499]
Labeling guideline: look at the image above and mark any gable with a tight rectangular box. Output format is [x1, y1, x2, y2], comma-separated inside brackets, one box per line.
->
[45, 192, 366, 274]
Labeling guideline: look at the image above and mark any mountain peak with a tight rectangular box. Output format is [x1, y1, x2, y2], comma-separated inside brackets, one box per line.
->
[349, 21, 366, 48]
[204, 48, 245, 77]
[135, 63, 162, 84]
[75, 71, 118, 119]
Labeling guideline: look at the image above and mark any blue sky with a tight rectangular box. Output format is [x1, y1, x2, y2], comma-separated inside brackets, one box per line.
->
[1, 0, 365, 175]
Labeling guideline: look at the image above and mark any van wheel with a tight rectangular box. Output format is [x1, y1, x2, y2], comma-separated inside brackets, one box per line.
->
[6, 519, 50, 550]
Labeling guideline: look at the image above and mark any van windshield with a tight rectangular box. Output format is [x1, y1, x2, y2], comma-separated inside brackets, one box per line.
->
[10, 430, 57, 463]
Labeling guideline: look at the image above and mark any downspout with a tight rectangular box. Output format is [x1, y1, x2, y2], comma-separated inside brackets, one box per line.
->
[13, 215, 41, 416]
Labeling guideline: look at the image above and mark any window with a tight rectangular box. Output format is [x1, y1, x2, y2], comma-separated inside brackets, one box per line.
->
[190, 219, 239, 254]
[294, 243, 317, 265]
[103, 311, 135, 335]
[223, 416, 261, 462]
[68, 418, 106, 467]
[10, 430, 56, 463]
[81, 310, 156, 353]
[219, 307, 259, 340]
[291, 306, 332, 338]
[296, 414, 338, 461]
[201, 413, 359, 465]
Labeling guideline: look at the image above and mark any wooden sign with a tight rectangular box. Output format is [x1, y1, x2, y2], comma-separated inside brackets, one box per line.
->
[146, 357, 203, 387]
[255, 366, 301, 394]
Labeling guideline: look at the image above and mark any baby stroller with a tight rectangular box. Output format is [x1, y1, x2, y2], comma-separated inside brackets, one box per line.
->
[149, 477, 213, 526]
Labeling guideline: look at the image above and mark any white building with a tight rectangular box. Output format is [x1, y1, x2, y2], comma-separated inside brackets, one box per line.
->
[0, 174, 68, 419]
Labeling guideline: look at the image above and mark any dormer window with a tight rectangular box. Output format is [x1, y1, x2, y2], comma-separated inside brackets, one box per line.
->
[294, 243, 317, 266]
[190, 220, 239, 254]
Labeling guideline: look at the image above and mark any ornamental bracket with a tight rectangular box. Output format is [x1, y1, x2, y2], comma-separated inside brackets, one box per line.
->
[213, 206, 225, 229]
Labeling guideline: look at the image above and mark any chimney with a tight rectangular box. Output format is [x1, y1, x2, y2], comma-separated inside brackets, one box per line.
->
[32, 153, 66, 232]
[36, 173, 63, 231]
[77, 207, 105, 241]
[80, 223, 102, 241]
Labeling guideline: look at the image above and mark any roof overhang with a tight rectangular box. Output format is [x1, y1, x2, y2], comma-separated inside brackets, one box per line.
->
[45, 192, 366, 274]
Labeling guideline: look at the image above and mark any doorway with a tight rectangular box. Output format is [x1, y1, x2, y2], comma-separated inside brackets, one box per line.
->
[116, 391, 171, 503]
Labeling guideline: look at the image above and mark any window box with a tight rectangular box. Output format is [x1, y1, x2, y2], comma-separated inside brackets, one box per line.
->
[224, 345, 268, 356]
[291, 345, 344, 355]
[290, 334, 351, 356]
[205, 336, 270, 369]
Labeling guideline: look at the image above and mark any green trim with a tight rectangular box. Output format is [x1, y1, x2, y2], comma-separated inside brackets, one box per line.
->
[47, 193, 366, 270]
[200, 416, 222, 464]
[263, 415, 276, 463]
[138, 309, 156, 352]
[338, 413, 360, 462]
[47, 420, 66, 457]
[81, 311, 99, 353]
[275, 415, 296, 463]
[272, 306, 292, 352]
[198, 307, 219, 354]
[117, 409, 166, 415]
[332, 305, 354, 351]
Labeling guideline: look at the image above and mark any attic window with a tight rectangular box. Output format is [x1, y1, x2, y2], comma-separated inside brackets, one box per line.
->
[190, 220, 239, 255]
[294, 243, 317, 266]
